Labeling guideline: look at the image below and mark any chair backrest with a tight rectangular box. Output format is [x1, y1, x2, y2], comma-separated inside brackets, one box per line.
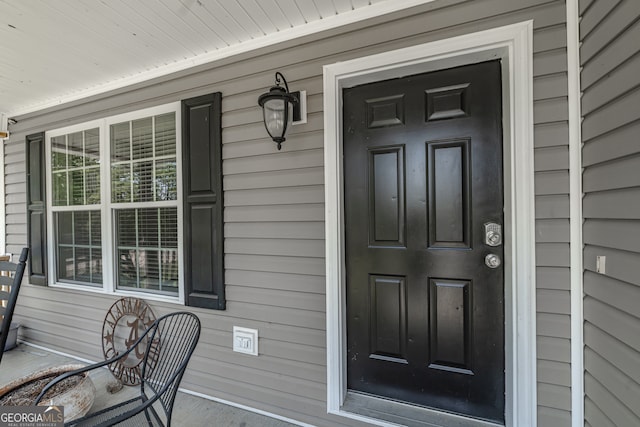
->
[139, 311, 201, 423]
[0, 248, 29, 365]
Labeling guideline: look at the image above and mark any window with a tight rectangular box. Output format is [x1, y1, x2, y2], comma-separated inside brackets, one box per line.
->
[45, 103, 183, 301]
[50, 128, 103, 286]
[108, 111, 179, 295]
[29, 93, 224, 308]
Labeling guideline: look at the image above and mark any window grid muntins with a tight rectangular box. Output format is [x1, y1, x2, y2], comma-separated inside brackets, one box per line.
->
[116, 208, 178, 295]
[55, 210, 103, 285]
[110, 113, 177, 204]
[51, 128, 101, 207]
[47, 106, 180, 298]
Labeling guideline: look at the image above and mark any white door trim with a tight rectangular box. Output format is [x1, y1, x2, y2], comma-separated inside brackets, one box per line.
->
[323, 21, 536, 427]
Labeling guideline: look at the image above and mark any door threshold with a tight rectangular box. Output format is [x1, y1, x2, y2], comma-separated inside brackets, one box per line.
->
[342, 392, 504, 427]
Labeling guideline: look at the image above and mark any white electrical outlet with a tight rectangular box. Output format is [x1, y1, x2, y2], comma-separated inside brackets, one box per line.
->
[233, 326, 258, 356]
[596, 255, 606, 274]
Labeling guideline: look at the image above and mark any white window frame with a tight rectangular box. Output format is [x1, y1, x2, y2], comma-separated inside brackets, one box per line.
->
[45, 102, 184, 304]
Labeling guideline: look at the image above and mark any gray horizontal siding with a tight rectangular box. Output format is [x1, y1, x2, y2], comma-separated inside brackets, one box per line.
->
[580, 1, 640, 64]
[585, 373, 639, 427]
[538, 359, 571, 387]
[536, 243, 571, 267]
[581, 53, 640, 117]
[584, 220, 640, 253]
[536, 194, 570, 219]
[536, 218, 571, 242]
[581, 1, 640, 426]
[538, 382, 572, 411]
[535, 121, 569, 148]
[582, 121, 640, 168]
[225, 221, 325, 239]
[582, 152, 640, 192]
[4, 0, 573, 425]
[585, 397, 617, 427]
[537, 313, 571, 338]
[223, 167, 324, 191]
[537, 266, 571, 290]
[580, 10, 640, 89]
[581, 89, 640, 142]
[537, 291, 571, 315]
[537, 407, 571, 426]
[584, 245, 640, 286]
[584, 187, 640, 220]
[535, 147, 570, 172]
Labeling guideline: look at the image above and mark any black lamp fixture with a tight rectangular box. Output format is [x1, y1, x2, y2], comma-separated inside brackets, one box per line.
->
[258, 72, 300, 150]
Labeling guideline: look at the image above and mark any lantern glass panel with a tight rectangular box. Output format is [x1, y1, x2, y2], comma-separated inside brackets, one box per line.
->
[263, 98, 292, 139]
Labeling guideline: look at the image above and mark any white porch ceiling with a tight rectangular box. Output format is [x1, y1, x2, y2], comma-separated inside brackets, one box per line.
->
[0, 0, 433, 117]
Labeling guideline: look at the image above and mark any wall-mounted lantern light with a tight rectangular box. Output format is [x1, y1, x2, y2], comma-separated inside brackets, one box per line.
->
[258, 72, 302, 150]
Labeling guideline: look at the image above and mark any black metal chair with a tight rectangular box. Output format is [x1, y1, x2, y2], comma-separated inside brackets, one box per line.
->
[0, 248, 29, 365]
[36, 311, 201, 427]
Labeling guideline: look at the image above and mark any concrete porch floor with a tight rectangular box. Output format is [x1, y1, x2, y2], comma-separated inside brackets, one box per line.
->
[0, 343, 299, 427]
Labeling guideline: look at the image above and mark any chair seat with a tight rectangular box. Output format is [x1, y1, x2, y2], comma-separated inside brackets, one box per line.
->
[67, 395, 164, 427]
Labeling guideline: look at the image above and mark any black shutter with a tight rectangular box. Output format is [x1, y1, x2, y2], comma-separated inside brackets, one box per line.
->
[25, 132, 47, 285]
[182, 93, 225, 309]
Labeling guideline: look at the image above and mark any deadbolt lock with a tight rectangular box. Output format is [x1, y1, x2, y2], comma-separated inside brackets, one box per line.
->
[484, 222, 502, 247]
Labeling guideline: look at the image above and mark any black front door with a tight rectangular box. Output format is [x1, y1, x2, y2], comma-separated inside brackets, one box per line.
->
[344, 61, 504, 423]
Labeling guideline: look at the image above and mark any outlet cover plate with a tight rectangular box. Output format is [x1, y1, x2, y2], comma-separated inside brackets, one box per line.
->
[233, 326, 258, 356]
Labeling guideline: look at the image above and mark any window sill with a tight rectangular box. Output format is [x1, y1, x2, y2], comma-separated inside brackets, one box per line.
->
[49, 281, 183, 305]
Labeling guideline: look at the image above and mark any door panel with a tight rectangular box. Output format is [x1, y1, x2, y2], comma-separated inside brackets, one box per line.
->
[429, 278, 472, 374]
[344, 61, 504, 423]
[369, 274, 407, 363]
[428, 139, 470, 248]
[369, 147, 405, 247]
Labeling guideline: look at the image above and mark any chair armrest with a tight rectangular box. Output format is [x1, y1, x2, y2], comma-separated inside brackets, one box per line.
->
[35, 321, 158, 405]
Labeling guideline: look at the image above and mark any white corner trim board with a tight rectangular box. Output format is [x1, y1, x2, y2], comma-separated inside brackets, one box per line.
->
[323, 21, 536, 427]
[0, 112, 6, 254]
[566, 1, 585, 427]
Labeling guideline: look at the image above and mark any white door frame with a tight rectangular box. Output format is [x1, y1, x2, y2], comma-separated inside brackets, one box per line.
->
[323, 21, 536, 427]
